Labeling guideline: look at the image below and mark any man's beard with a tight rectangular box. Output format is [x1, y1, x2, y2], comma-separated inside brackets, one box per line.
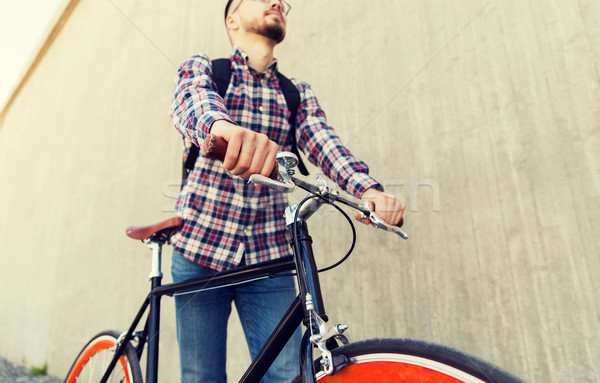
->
[262, 23, 285, 43]
[244, 19, 286, 43]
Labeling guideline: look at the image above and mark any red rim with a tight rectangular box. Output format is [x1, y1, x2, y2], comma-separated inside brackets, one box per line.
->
[66, 338, 131, 383]
[316, 354, 486, 383]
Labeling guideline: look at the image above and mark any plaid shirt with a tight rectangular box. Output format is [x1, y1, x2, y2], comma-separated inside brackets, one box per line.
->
[170, 47, 381, 271]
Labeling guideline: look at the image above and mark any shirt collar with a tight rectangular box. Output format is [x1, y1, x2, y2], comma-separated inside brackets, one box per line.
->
[230, 46, 279, 77]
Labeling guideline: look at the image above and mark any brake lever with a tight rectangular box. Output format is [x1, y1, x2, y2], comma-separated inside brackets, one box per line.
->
[249, 174, 296, 193]
[361, 200, 408, 240]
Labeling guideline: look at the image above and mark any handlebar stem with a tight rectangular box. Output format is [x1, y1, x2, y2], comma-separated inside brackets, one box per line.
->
[285, 199, 327, 225]
[287, 216, 328, 325]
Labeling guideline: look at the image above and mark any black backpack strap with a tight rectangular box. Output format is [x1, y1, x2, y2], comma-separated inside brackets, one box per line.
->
[211, 58, 232, 99]
[276, 72, 309, 176]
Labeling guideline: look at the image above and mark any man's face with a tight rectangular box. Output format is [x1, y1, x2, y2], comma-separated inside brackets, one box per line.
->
[229, 0, 287, 43]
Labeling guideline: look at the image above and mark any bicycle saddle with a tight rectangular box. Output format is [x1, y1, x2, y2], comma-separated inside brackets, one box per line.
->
[126, 217, 184, 242]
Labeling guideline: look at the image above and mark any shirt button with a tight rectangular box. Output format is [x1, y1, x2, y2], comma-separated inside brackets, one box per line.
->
[244, 228, 251, 235]
[258, 106, 264, 112]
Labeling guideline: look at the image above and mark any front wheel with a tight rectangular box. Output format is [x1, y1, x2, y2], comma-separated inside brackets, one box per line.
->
[295, 338, 524, 383]
[65, 330, 143, 383]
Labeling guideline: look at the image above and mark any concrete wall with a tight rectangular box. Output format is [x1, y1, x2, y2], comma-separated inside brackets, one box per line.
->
[1, 0, 598, 381]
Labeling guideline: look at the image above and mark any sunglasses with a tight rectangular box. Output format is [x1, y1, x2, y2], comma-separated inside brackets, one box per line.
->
[226, 0, 291, 19]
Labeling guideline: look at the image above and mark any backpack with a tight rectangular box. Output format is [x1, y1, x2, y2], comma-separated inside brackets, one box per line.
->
[182, 58, 309, 186]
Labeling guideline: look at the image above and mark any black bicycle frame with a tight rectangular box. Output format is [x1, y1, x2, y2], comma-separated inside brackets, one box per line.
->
[101, 216, 325, 383]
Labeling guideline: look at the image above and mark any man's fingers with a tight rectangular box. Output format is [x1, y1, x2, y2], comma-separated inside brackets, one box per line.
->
[353, 211, 372, 226]
[378, 196, 404, 226]
[367, 192, 405, 227]
[233, 137, 256, 176]
[260, 142, 279, 177]
[223, 135, 243, 171]
[241, 134, 277, 178]
[212, 122, 244, 171]
[392, 201, 406, 226]
[218, 129, 277, 179]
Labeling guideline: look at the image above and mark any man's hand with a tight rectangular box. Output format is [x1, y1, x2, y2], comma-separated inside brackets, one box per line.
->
[354, 188, 405, 227]
[211, 120, 279, 179]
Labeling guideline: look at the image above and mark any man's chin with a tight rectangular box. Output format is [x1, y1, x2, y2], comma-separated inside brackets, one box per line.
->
[264, 25, 285, 43]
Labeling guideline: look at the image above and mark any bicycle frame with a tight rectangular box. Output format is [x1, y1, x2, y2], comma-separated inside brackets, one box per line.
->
[102, 205, 329, 383]
[76, 157, 526, 383]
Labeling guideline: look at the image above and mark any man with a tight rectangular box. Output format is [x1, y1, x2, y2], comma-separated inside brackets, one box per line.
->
[169, 0, 405, 381]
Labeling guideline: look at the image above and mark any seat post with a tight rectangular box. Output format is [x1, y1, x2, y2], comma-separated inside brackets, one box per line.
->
[145, 240, 163, 280]
[124, 217, 183, 383]
[145, 239, 163, 383]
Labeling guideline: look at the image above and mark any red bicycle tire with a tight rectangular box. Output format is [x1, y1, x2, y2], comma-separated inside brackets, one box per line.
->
[295, 338, 524, 383]
[65, 330, 142, 383]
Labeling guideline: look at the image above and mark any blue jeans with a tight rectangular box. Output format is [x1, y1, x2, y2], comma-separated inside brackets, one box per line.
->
[171, 253, 301, 383]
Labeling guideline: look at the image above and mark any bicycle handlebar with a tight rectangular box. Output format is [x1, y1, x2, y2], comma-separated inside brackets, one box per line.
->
[290, 176, 408, 240]
[249, 159, 408, 240]
[202, 134, 407, 239]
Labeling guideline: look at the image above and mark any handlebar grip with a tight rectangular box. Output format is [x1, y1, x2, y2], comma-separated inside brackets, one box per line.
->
[200, 133, 228, 159]
[200, 134, 279, 180]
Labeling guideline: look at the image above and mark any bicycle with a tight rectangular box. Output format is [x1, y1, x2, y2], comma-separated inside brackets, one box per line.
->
[65, 135, 524, 382]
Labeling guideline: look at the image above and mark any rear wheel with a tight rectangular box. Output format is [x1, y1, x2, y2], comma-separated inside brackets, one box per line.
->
[65, 330, 143, 383]
[295, 338, 524, 382]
